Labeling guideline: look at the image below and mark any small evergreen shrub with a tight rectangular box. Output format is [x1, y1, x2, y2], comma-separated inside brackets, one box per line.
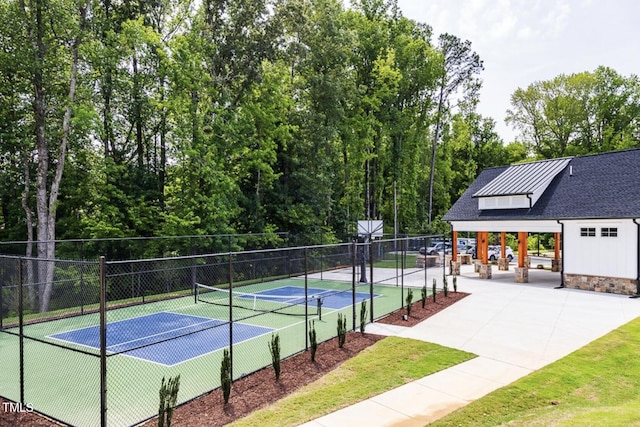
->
[220, 348, 231, 404]
[421, 284, 427, 308]
[432, 278, 437, 302]
[268, 333, 281, 380]
[453, 275, 458, 293]
[443, 275, 448, 297]
[309, 320, 318, 361]
[359, 299, 367, 333]
[337, 313, 347, 348]
[406, 288, 414, 316]
[158, 375, 180, 427]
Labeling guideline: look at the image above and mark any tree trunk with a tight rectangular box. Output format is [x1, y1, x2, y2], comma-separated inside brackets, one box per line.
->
[428, 83, 445, 226]
[21, 152, 37, 311]
[20, 0, 89, 312]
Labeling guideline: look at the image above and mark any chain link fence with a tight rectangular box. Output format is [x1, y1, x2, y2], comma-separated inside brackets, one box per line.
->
[0, 235, 444, 426]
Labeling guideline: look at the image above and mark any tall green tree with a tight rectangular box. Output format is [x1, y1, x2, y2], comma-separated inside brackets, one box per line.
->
[506, 67, 640, 158]
[11, 0, 91, 311]
[427, 33, 483, 225]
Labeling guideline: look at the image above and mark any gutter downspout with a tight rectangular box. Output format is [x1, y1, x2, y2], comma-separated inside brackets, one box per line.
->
[555, 220, 564, 289]
[632, 219, 640, 298]
[526, 194, 532, 209]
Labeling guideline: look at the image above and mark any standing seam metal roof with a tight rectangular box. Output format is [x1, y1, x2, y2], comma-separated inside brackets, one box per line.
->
[472, 157, 572, 198]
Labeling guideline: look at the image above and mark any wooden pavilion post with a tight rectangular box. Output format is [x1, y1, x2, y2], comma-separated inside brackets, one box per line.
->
[552, 232, 562, 272]
[498, 231, 509, 271]
[452, 231, 458, 262]
[517, 232, 527, 268]
[478, 231, 491, 279]
[451, 231, 460, 275]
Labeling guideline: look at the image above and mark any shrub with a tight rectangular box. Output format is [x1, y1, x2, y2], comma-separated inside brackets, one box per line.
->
[158, 375, 180, 427]
[406, 288, 414, 316]
[268, 334, 281, 380]
[337, 313, 347, 348]
[359, 299, 367, 334]
[309, 321, 318, 361]
[443, 275, 448, 297]
[220, 349, 231, 404]
[453, 275, 458, 293]
[432, 278, 437, 302]
[421, 284, 427, 308]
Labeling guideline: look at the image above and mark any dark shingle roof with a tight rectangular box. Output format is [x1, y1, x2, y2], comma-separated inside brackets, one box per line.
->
[473, 157, 571, 197]
[443, 148, 640, 222]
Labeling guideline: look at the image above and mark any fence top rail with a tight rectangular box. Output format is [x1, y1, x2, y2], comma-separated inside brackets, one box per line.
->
[0, 234, 443, 266]
[0, 254, 100, 265]
[372, 235, 440, 243]
[104, 241, 360, 265]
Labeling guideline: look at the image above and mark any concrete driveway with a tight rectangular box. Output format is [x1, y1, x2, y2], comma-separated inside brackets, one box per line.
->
[301, 265, 640, 427]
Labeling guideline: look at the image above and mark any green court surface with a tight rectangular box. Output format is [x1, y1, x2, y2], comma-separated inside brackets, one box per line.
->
[0, 273, 417, 426]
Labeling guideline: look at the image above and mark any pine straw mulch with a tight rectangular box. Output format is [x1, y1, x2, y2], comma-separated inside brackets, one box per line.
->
[1, 290, 469, 427]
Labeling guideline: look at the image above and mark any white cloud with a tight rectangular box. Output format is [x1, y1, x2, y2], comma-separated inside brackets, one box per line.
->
[542, 1, 572, 36]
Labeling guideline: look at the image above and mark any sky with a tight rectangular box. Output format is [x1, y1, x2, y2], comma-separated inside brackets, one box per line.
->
[395, 0, 640, 143]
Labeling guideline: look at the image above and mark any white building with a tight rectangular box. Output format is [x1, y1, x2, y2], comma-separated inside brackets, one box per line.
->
[443, 149, 640, 295]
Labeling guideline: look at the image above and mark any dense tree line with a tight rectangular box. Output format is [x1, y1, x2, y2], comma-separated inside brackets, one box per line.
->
[2, 0, 639, 311]
[0, 0, 511, 252]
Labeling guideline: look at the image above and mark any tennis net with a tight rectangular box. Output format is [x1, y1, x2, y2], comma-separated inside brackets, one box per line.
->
[195, 283, 322, 317]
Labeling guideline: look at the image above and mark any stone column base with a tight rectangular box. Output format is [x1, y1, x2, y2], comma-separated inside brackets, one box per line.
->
[479, 263, 492, 279]
[515, 267, 529, 283]
[498, 257, 509, 271]
[551, 259, 561, 272]
[474, 260, 482, 273]
[444, 254, 452, 267]
[450, 261, 461, 276]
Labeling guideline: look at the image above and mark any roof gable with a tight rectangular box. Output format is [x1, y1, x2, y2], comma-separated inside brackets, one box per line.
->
[472, 157, 572, 210]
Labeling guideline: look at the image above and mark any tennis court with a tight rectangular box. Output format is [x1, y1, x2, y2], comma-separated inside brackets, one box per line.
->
[0, 239, 438, 426]
[48, 312, 274, 366]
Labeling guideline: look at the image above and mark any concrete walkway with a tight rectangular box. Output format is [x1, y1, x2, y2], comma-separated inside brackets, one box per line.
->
[300, 265, 640, 427]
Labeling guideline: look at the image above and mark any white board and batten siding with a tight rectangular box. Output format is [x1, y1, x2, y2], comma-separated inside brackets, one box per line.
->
[563, 219, 638, 280]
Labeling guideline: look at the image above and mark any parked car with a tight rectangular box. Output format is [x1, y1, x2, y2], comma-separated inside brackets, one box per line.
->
[420, 241, 452, 255]
[460, 245, 475, 255]
[467, 245, 514, 261]
[488, 245, 514, 261]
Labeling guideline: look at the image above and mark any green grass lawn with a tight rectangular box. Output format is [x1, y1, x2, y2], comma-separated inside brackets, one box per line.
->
[431, 316, 640, 426]
[374, 254, 418, 268]
[230, 337, 475, 427]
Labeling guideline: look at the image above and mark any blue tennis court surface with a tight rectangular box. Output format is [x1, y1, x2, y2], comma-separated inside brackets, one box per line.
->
[256, 286, 378, 310]
[49, 312, 273, 366]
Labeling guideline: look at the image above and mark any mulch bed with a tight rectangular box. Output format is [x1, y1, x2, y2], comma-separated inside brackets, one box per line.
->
[1, 290, 469, 427]
[377, 290, 470, 327]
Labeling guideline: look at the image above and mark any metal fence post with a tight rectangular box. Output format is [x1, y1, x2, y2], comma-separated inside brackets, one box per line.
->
[18, 258, 24, 405]
[99, 256, 107, 427]
[304, 247, 309, 349]
[369, 241, 374, 323]
[424, 236, 428, 292]
[0, 264, 3, 330]
[351, 240, 356, 331]
[228, 252, 233, 380]
[401, 238, 405, 307]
